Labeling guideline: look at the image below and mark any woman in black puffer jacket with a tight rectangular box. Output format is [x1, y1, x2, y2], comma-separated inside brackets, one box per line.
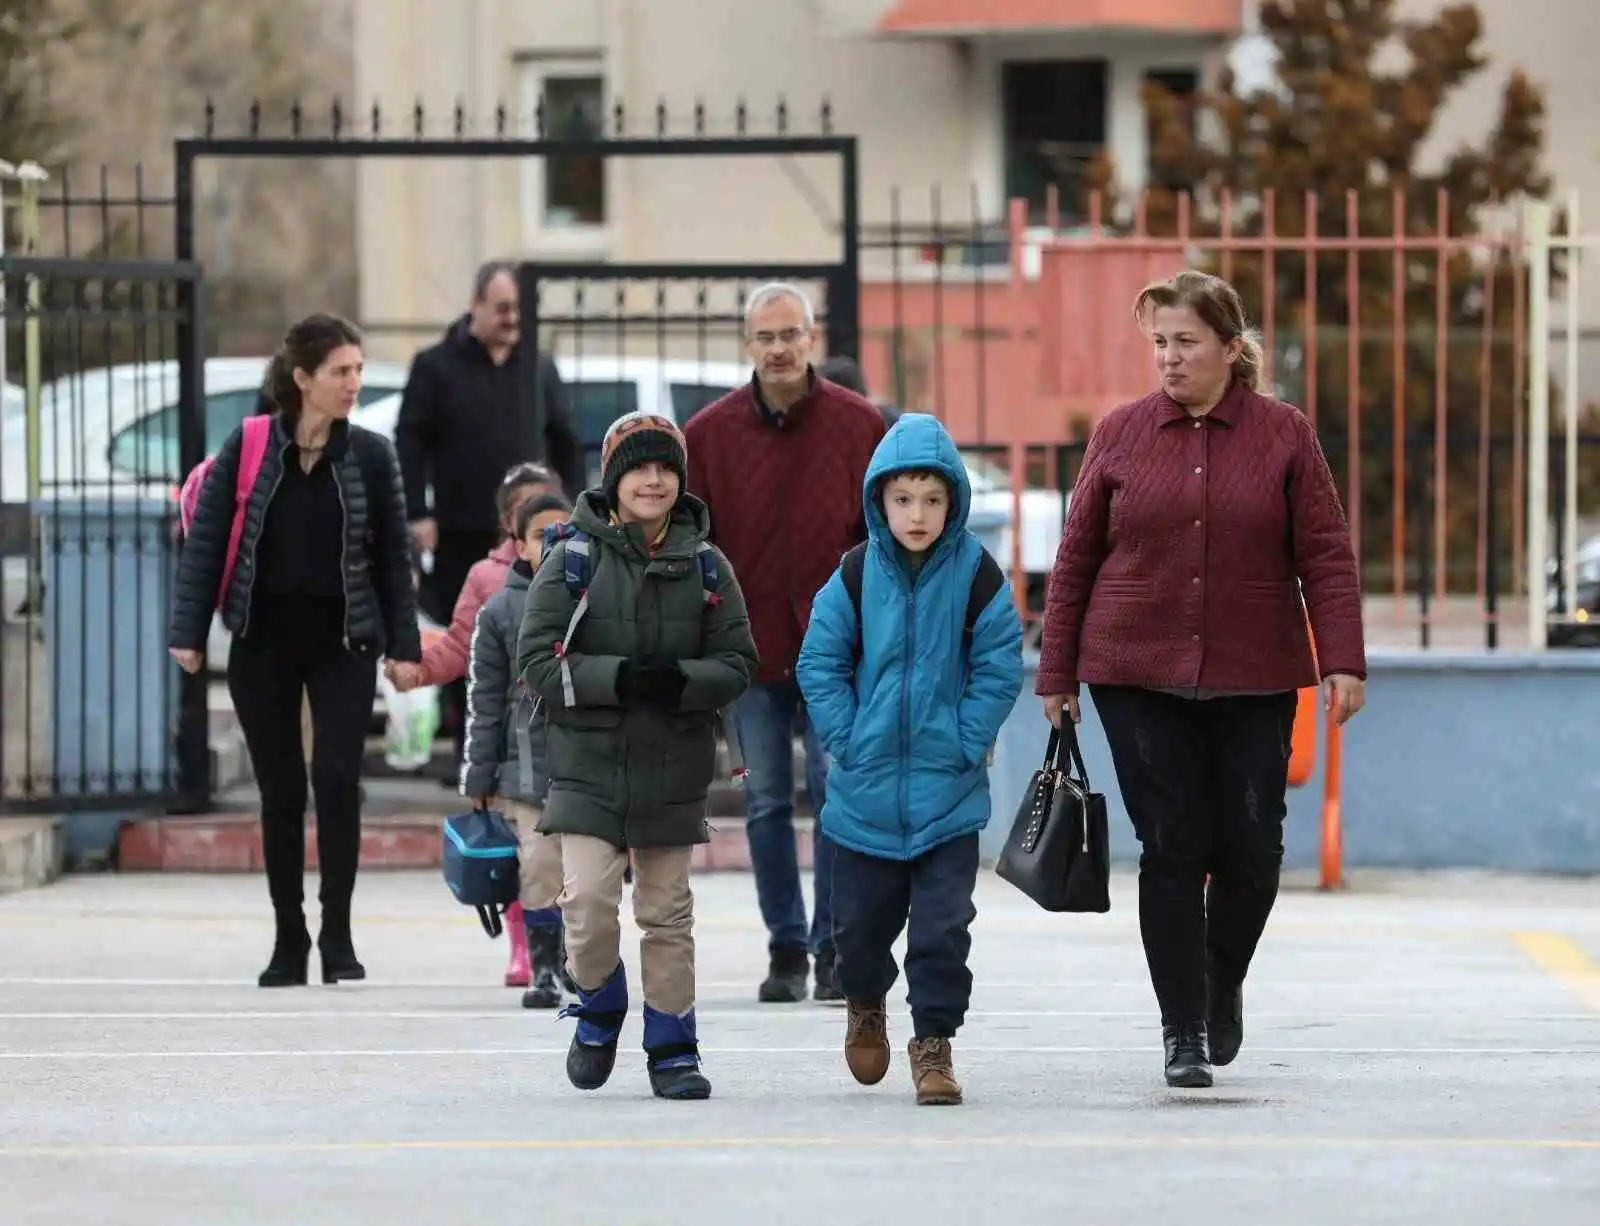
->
[169, 313, 421, 988]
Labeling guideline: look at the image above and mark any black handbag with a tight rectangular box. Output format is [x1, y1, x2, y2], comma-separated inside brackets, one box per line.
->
[995, 719, 1111, 913]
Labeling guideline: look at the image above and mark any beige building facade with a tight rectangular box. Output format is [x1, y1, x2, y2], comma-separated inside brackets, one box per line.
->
[353, 0, 1600, 379]
[352, 0, 1243, 360]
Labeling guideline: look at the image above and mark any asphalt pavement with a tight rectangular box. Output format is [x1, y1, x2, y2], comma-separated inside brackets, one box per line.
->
[1, 867, 1597, 1224]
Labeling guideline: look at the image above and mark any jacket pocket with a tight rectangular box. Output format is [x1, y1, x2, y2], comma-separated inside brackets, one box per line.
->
[545, 708, 623, 798]
[660, 711, 717, 803]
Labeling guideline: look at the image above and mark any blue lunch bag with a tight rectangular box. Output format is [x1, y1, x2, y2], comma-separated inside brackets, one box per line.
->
[441, 808, 521, 937]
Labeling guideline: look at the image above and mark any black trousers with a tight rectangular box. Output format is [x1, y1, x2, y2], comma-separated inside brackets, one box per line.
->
[426, 528, 501, 766]
[832, 833, 980, 1039]
[1090, 685, 1297, 1025]
[228, 627, 378, 929]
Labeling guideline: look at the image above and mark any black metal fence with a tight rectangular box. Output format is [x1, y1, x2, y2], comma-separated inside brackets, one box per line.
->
[5, 97, 1597, 813]
[0, 254, 202, 814]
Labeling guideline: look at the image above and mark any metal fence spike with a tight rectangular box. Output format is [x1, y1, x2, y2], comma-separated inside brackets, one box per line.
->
[496, 101, 508, 138]
[655, 98, 668, 138]
[331, 97, 344, 138]
[371, 100, 382, 137]
[290, 99, 303, 137]
[534, 96, 546, 139]
[776, 96, 788, 136]
[203, 98, 216, 139]
[414, 98, 425, 138]
[613, 99, 625, 137]
[736, 97, 747, 136]
[694, 97, 706, 137]
[248, 99, 261, 137]
[454, 100, 465, 137]
[820, 96, 833, 135]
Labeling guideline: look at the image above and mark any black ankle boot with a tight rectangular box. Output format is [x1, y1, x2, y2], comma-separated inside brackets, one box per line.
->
[812, 948, 843, 1003]
[1162, 1022, 1214, 1088]
[259, 922, 312, 989]
[758, 946, 809, 1003]
[1207, 970, 1244, 1067]
[317, 909, 365, 984]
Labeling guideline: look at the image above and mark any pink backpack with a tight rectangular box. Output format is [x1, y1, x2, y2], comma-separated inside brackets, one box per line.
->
[177, 415, 272, 610]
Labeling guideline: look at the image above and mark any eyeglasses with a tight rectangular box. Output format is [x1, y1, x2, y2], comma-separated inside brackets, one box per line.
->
[747, 328, 808, 348]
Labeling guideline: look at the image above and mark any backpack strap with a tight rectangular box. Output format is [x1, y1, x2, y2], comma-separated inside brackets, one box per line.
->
[549, 526, 592, 708]
[839, 542, 869, 663]
[962, 546, 1007, 647]
[840, 540, 1004, 663]
[691, 541, 747, 785]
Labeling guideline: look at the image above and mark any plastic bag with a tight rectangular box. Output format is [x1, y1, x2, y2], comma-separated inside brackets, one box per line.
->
[377, 612, 447, 772]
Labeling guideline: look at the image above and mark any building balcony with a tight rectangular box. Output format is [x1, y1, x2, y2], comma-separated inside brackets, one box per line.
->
[876, 0, 1243, 36]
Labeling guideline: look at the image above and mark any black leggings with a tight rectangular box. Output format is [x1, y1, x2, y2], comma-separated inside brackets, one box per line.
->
[1090, 685, 1297, 1026]
[228, 628, 377, 924]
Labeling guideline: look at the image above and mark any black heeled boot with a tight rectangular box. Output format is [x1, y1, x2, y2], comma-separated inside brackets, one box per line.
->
[259, 916, 312, 989]
[317, 902, 366, 984]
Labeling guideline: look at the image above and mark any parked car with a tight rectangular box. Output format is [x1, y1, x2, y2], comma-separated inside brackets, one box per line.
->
[352, 354, 748, 488]
[357, 363, 1068, 639]
[0, 357, 409, 631]
[1546, 535, 1600, 647]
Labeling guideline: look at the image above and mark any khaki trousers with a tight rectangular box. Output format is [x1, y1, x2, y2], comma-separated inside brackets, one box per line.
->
[503, 799, 563, 911]
[558, 835, 695, 1015]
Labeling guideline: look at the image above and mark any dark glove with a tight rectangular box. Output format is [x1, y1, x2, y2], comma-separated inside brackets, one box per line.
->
[615, 658, 686, 710]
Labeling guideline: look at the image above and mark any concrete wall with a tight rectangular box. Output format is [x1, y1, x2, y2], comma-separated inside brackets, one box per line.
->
[986, 650, 1600, 875]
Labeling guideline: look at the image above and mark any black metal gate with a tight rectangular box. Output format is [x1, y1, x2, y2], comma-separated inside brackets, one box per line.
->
[168, 99, 861, 807]
[0, 254, 204, 814]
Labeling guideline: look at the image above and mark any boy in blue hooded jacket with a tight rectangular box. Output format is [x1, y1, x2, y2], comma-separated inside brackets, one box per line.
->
[796, 413, 1024, 1105]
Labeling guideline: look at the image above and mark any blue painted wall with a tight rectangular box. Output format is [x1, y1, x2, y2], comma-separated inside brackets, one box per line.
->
[985, 650, 1600, 874]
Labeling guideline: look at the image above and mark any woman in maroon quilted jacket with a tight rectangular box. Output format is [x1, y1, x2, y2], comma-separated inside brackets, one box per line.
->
[1036, 270, 1367, 1090]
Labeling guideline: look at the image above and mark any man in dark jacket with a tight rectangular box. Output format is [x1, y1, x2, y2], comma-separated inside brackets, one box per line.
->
[684, 282, 886, 1006]
[396, 260, 583, 773]
[397, 260, 584, 625]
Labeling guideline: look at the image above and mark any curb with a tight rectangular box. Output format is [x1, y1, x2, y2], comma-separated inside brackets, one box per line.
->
[115, 813, 812, 874]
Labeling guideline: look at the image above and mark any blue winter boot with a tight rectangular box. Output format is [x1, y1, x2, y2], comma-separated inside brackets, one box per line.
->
[558, 962, 628, 1090]
[643, 1005, 711, 1101]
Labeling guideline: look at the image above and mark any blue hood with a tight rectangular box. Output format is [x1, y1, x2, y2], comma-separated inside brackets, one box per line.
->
[862, 413, 972, 550]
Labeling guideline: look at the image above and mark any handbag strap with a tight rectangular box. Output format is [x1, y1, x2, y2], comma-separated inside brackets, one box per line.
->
[1049, 718, 1092, 790]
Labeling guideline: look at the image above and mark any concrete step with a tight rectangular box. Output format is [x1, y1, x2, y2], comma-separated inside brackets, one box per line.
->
[114, 813, 811, 874]
[0, 817, 64, 894]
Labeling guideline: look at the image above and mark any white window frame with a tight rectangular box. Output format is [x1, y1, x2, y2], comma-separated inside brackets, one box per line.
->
[518, 55, 614, 257]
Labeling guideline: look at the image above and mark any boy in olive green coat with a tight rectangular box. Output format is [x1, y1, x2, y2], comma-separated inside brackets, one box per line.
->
[518, 411, 757, 1101]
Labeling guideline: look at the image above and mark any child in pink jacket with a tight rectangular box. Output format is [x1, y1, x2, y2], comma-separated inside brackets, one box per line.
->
[387, 460, 560, 988]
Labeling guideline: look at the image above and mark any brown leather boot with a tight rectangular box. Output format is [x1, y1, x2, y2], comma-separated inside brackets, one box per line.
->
[843, 999, 891, 1085]
[908, 1037, 963, 1105]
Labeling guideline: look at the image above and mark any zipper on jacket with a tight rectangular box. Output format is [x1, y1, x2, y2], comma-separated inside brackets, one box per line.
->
[899, 571, 916, 846]
[333, 459, 352, 650]
[238, 440, 291, 640]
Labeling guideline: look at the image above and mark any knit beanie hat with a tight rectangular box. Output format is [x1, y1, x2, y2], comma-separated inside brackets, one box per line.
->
[600, 411, 688, 508]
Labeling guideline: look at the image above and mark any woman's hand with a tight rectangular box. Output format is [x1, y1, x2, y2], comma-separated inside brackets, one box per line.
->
[169, 648, 203, 675]
[1322, 673, 1366, 725]
[1042, 693, 1081, 728]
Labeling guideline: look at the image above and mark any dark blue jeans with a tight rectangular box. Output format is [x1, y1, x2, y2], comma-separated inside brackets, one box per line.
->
[732, 679, 835, 957]
[832, 833, 981, 1039]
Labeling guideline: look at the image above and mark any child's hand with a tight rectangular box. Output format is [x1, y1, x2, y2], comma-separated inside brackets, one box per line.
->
[385, 661, 423, 692]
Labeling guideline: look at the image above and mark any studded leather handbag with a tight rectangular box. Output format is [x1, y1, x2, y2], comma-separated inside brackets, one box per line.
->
[995, 719, 1111, 913]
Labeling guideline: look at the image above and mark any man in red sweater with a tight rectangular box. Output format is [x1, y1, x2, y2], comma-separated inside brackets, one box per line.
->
[685, 282, 885, 1004]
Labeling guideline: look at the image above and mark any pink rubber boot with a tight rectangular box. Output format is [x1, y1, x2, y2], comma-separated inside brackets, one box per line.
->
[503, 902, 531, 988]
